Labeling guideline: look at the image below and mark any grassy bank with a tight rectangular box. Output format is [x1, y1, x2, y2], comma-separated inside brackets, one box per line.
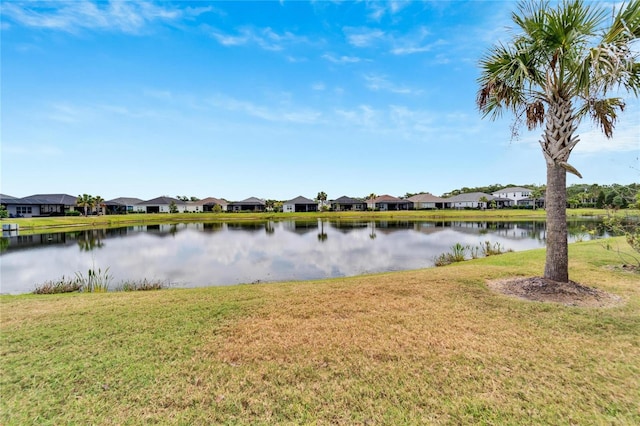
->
[1, 237, 638, 424]
[3, 208, 626, 234]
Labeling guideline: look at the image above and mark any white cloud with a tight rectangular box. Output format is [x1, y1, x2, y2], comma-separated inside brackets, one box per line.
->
[209, 95, 322, 124]
[573, 123, 640, 154]
[312, 82, 326, 91]
[365, 0, 409, 21]
[363, 74, 420, 95]
[1, 1, 207, 34]
[344, 27, 385, 47]
[389, 28, 446, 56]
[322, 53, 362, 63]
[210, 26, 309, 51]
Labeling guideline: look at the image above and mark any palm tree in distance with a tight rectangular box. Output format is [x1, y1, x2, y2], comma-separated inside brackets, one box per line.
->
[76, 194, 94, 217]
[316, 191, 327, 210]
[477, 0, 639, 283]
[93, 195, 105, 215]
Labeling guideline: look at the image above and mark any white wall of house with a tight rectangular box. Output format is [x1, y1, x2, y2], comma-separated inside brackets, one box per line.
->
[283, 203, 295, 213]
[493, 189, 531, 204]
[452, 201, 480, 209]
[6, 205, 40, 218]
[184, 203, 200, 213]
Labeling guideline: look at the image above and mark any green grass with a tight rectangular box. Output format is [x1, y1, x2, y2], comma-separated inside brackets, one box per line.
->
[5, 207, 634, 236]
[1, 237, 639, 425]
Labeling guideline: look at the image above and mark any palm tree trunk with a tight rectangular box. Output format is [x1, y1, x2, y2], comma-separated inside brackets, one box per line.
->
[544, 160, 569, 282]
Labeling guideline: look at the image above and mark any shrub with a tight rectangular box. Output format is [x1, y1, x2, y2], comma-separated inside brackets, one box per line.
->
[33, 276, 83, 294]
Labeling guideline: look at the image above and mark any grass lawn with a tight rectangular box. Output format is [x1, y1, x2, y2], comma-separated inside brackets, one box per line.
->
[1, 237, 639, 425]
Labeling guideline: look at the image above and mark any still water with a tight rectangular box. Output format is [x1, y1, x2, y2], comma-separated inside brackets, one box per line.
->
[0, 219, 605, 294]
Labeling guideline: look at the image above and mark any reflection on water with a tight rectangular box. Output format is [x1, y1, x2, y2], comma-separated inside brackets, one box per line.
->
[0, 219, 608, 294]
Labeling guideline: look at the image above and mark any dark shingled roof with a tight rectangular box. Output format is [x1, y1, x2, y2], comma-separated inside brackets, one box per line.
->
[138, 196, 186, 205]
[285, 196, 316, 204]
[21, 194, 78, 205]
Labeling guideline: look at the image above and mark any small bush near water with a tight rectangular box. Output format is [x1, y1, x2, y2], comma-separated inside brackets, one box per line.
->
[435, 241, 512, 266]
[32, 276, 83, 294]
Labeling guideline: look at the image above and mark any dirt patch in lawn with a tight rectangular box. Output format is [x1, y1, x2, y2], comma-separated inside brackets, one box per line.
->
[487, 276, 624, 308]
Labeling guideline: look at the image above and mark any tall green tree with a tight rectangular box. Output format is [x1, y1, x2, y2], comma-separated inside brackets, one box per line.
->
[477, 0, 640, 282]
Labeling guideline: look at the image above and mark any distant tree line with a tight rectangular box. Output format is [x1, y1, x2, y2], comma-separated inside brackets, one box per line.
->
[431, 183, 639, 209]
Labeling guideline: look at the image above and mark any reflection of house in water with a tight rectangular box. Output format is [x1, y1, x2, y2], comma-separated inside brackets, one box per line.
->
[198, 222, 228, 233]
[328, 220, 370, 233]
[1, 233, 74, 253]
[226, 222, 268, 233]
[372, 221, 414, 236]
[444, 221, 547, 240]
[128, 224, 185, 237]
[281, 220, 318, 235]
[412, 221, 449, 235]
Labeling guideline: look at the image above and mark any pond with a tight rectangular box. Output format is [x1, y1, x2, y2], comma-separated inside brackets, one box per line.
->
[0, 219, 607, 294]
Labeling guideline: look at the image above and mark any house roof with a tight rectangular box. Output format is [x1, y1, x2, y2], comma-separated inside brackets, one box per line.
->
[192, 197, 228, 206]
[285, 196, 316, 204]
[371, 194, 404, 203]
[21, 194, 78, 205]
[105, 197, 144, 206]
[493, 186, 532, 194]
[229, 197, 265, 206]
[137, 196, 185, 205]
[331, 196, 364, 204]
[407, 193, 447, 202]
[0, 194, 24, 204]
[446, 192, 496, 203]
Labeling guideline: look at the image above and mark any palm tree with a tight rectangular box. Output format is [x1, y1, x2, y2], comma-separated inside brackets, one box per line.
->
[479, 196, 489, 210]
[76, 194, 94, 217]
[477, 0, 639, 282]
[316, 191, 328, 210]
[93, 195, 105, 215]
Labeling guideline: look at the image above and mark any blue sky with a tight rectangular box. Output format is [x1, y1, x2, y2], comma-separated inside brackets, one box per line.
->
[2, 0, 638, 201]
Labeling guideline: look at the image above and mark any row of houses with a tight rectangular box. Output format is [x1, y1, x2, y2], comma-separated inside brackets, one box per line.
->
[0, 187, 542, 218]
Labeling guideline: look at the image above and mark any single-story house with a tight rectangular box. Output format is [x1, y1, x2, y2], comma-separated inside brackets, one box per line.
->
[407, 193, 448, 210]
[330, 196, 367, 211]
[367, 195, 411, 211]
[227, 197, 266, 212]
[192, 197, 228, 212]
[104, 197, 145, 214]
[446, 192, 513, 209]
[1, 194, 31, 218]
[137, 196, 187, 213]
[283, 196, 318, 213]
[1, 193, 78, 217]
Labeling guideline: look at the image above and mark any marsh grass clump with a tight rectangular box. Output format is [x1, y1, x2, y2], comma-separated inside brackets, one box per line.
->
[77, 267, 111, 293]
[116, 279, 166, 292]
[435, 241, 512, 267]
[33, 276, 83, 294]
[480, 241, 513, 257]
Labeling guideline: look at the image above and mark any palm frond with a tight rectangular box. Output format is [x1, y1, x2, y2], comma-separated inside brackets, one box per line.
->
[576, 97, 626, 138]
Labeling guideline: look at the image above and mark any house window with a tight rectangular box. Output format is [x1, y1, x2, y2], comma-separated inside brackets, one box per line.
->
[17, 206, 32, 214]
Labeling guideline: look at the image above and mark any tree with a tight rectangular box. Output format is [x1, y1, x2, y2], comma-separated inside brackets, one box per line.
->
[169, 201, 178, 213]
[76, 194, 94, 217]
[316, 191, 327, 210]
[93, 195, 105, 215]
[477, 0, 640, 282]
[596, 190, 606, 208]
[479, 196, 489, 209]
